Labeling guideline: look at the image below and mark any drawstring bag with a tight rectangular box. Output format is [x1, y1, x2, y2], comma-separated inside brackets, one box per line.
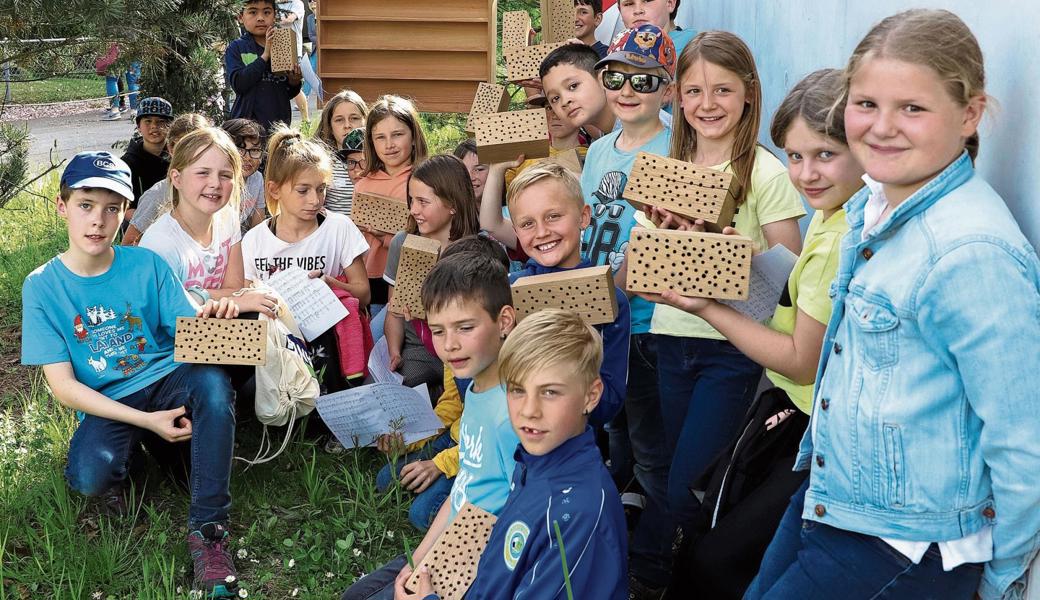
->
[236, 290, 319, 466]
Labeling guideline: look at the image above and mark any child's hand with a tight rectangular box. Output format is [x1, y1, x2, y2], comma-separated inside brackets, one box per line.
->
[376, 432, 405, 455]
[308, 270, 334, 290]
[261, 27, 277, 61]
[197, 297, 240, 319]
[637, 290, 713, 315]
[391, 304, 414, 321]
[286, 61, 302, 85]
[646, 206, 703, 231]
[141, 406, 193, 443]
[234, 289, 279, 317]
[389, 350, 402, 372]
[400, 460, 442, 494]
[491, 154, 525, 172]
[394, 565, 434, 600]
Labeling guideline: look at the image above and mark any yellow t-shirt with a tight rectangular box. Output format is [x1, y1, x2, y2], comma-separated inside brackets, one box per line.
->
[650, 146, 806, 339]
[765, 209, 847, 414]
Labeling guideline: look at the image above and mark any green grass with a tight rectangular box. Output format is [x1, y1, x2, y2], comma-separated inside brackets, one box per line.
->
[6, 76, 106, 105]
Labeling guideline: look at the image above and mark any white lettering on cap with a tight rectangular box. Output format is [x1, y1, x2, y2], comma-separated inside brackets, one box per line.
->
[93, 158, 115, 169]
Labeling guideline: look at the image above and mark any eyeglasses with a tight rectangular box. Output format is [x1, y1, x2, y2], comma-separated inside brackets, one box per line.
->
[601, 70, 669, 94]
[345, 158, 366, 170]
[237, 146, 264, 159]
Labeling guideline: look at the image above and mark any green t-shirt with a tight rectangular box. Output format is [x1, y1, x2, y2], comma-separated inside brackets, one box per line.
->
[650, 145, 807, 339]
[765, 209, 847, 413]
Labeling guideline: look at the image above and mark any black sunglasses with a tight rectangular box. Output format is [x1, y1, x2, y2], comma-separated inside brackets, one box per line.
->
[601, 70, 669, 94]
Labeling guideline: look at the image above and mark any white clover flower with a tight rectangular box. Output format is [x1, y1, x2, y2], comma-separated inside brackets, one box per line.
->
[238, 589, 248, 598]
[325, 571, 335, 579]
[92, 592, 103, 600]
[385, 530, 394, 539]
[237, 549, 248, 559]
[291, 589, 299, 597]
[176, 587, 182, 595]
[352, 548, 362, 557]
[287, 558, 295, 568]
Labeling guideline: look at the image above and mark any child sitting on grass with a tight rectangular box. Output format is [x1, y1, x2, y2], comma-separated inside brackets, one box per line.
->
[399, 309, 628, 599]
[21, 151, 243, 598]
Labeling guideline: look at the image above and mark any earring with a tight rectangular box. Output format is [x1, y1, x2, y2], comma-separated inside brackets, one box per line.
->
[582, 409, 590, 416]
[450, 210, 456, 215]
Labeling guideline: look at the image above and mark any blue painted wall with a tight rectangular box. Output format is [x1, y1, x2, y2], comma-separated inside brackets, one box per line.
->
[674, 1, 1040, 247]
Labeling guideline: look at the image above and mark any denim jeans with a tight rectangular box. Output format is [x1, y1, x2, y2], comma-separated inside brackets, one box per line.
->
[65, 363, 235, 528]
[369, 304, 387, 345]
[105, 63, 140, 110]
[340, 555, 406, 600]
[745, 480, 984, 600]
[376, 431, 455, 530]
[657, 335, 762, 529]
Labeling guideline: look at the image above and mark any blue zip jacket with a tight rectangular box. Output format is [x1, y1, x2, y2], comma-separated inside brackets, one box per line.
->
[224, 32, 302, 133]
[509, 259, 630, 425]
[466, 427, 627, 599]
[797, 153, 1040, 600]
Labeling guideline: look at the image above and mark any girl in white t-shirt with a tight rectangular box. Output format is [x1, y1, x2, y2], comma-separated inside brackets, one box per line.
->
[139, 126, 276, 316]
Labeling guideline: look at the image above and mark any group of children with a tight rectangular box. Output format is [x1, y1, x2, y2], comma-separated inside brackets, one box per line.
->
[19, 1, 1040, 599]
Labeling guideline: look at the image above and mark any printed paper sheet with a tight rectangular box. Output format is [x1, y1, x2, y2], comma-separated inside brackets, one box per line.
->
[315, 383, 443, 448]
[720, 245, 799, 322]
[265, 267, 348, 341]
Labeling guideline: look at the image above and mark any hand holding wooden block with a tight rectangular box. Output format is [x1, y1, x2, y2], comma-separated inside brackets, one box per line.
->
[405, 502, 498, 600]
[390, 235, 442, 319]
[351, 192, 410, 235]
[473, 109, 551, 165]
[503, 10, 533, 50]
[174, 317, 268, 365]
[624, 152, 738, 232]
[626, 229, 753, 300]
[465, 82, 510, 135]
[511, 265, 618, 325]
[269, 27, 297, 74]
[503, 41, 568, 82]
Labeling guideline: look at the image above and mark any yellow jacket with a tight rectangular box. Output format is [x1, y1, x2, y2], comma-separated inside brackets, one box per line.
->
[402, 366, 463, 477]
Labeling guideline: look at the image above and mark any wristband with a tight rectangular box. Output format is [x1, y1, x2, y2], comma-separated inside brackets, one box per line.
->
[422, 595, 440, 600]
[186, 285, 210, 305]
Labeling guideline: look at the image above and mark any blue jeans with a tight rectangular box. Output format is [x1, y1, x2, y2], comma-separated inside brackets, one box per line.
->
[657, 336, 762, 529]
[745, 480, 984, 599]
[376, 431, 455, 530]
[340, 555, 406, 600]
[105, 63, 140, 110]
[65, 363, 235, 528]
[369, 304, 386, 345]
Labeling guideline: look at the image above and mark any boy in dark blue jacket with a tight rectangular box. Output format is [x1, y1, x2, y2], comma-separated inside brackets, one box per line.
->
[505, 162, 630, 427]
[399, 309, 627, 600]
[225, 0, 302, 133]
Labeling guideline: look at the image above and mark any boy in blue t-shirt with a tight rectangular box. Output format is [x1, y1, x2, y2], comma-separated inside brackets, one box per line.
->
[226, 0, 303, 133]
[341, 251, 520, 600]
[402, 309, 628, 599]
[20, 152, 242, 598]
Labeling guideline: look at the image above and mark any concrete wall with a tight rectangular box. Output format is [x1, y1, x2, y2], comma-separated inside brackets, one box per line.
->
[673, 1, 1040, 247]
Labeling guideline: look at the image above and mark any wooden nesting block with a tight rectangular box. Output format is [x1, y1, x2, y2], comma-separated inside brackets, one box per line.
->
[626, 229, 753, 300]
[174, 317, 268, 366]
[351, 192, 409, 234]
[390, 235, 442, 319]
[624, 152, 738, 232]
[550, 147, 583, 175]
[540, 0, 575, 43]
[465, 82, 510, 134]
[406, 502, 498, 600]
[503, 41, 567, 81]
[473, 109, 550, 165]
[269, 27, 297, 74]
[511, 265, 618, 325]
[503, 10, 533, 50]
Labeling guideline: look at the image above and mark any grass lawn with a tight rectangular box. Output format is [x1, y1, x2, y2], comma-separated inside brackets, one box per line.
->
[5, 76, 106, 105]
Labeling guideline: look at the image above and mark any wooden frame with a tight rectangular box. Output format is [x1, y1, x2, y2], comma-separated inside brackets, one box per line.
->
[624, 152, 738, 232]
[472, 108, 550, 164]
[625, 229, 753, 300]
[390, 235, 442, 319]
[405, 503, 497, 599]
[503, 41, 567, 81]
[511, 265, 618, 325]
[351, 192, 410, 234]
[174, 318, 268, 366]
[465, 82, 510, 134]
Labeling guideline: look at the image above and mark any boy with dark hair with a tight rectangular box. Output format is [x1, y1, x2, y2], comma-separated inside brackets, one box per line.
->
[226, 0, 303, 133]
[342, 251, 519, 600]
[575, 0, 607, 58]
[120, 96, 173, 221]
[21, 152, 242, 598]
[220, 117, 268, 232]
[540, 43, 616, 138]
[400, 309, 629, 599]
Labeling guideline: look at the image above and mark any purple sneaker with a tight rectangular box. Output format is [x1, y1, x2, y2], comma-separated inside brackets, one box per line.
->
[187, 522, 239, 598]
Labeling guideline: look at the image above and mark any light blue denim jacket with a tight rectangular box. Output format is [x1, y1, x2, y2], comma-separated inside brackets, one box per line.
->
[796, 153, 1040, 600]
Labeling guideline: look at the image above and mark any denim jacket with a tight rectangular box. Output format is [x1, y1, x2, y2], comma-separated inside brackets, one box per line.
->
[796, 153, 1040, 600]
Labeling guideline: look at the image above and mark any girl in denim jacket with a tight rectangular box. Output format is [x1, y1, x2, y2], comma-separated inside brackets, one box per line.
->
[746, 9, 1040, 600]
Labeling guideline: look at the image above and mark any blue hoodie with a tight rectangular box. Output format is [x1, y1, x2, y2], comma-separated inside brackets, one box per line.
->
[466, 427, 627, 600]
[509, 259, 630, 426]
[225, 32, 302, 133]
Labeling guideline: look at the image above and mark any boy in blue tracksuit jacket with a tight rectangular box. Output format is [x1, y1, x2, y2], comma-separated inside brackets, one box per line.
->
[504, 162, 630, 426]
[469, 309, 627, 599]
[226, 0, 302, 133]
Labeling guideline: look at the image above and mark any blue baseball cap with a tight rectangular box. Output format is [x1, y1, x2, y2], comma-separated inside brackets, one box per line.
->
[60, 152, 134, 202]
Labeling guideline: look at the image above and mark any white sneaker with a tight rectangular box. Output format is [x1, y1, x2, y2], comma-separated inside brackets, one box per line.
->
[100, 108, 121, 121]
[129, 110, 137, 120]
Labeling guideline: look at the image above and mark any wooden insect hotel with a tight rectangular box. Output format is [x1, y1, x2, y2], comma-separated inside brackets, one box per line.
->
[351, 192, 410, 234]
[465, 82, 510, 134]
[626, 230, 753, 300]
[503, 41, 567, 81]
[539, 0, 575, 43]
[472, 108, 551, 164]
[390, 235, 442, 320]
[269, 27, 298, 74]
[502, 10, 533, 50]
[511, 265, 618, 325]
[174, 318, 268, 366]
[406, 502, 498, 600]
[624, 152, 738, 232]
[316, 0, 498, 113]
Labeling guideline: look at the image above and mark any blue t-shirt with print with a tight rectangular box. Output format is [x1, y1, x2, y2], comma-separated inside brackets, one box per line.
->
[580, 126, 671, 333]
[449, 382, 519, 521]
[21, 246, 195, 400]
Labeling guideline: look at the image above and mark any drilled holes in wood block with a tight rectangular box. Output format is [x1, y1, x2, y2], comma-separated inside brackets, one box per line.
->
[472, 108, 551, 164]
[540, 0, 575, 43]
[351, 192, 410, 234]
[406, 502, 497, 600]
[174, 317, 268, 365]
[390, 235, 442, 320]
[511, 265, 618, 325]
[270, 28, 298, 74]
[465, 82, 509, 133]
[502, 10, 532, 50]
[624, 152, 737, 232]
[503, 41, 567, 81]
[626, 229, 752, 300]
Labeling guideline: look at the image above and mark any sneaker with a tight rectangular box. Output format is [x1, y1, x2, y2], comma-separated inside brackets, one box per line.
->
[629, 575, 666, 600]
[187, 523, 240, 598]
[129, 109, 137, 120]
[100, 108, 121, 121]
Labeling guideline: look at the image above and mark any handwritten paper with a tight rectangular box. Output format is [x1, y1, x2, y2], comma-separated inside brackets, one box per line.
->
[720, 245, 799, 322]
[367, 336, 405, 384]
[265, 267, 348, 341]
[315, 383, 444, 448]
